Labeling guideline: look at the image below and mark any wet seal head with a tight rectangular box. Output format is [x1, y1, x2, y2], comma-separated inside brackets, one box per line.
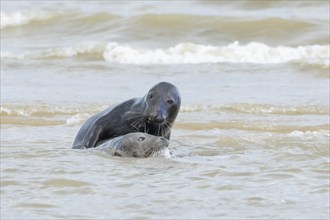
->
[127, 82, 181, 138]
[144, 82, 181, 125]
[96, 133, 169, 158]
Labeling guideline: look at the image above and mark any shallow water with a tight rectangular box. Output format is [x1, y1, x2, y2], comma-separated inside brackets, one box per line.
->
[1, 1, 330, 219]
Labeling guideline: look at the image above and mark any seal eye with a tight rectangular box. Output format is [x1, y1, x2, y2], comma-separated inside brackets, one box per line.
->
[167, 100, 174, 105]
[149, 94, 154, 99]
[138, 137, 145, 142]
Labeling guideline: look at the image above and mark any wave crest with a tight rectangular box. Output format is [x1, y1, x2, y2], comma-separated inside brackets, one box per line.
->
[2, 41, 329, 66]
[1, 11, 59, 29]
[103, 42, 329, 66]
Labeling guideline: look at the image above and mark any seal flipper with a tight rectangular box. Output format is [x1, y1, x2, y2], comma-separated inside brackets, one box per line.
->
[72, 145, 85, 149]
[82, 124, 103, 148]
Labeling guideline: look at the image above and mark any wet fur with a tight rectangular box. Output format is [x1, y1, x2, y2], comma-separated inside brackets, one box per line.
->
[96, 133, 169, 158]
[72, 82, 181, 149]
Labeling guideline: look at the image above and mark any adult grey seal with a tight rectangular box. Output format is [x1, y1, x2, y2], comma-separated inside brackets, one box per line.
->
[72, 82, 181, 149]
[96, 132, 169, 158]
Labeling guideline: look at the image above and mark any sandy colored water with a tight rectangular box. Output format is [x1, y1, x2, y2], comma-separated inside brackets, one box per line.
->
[1, 1, 329, 219]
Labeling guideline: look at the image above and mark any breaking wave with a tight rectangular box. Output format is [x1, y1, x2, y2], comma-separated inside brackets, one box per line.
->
[103, 42, 330, 66]
[2, 42, 329, 66]
[1, 11, 61, 29]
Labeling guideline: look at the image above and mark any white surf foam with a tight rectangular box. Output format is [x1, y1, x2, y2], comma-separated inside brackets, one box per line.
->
[288, 130, 329, 139]
[66, 113, 91, 125]
[1, 11, 58, 29]
[1, 42, 106, 60]
[103, 42, 330, 66]
[1, 41, 329, 66]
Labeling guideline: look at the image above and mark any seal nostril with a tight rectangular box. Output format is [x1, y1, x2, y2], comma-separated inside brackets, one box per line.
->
[148, 114, 164, 124]
[155, 118, 164, 123]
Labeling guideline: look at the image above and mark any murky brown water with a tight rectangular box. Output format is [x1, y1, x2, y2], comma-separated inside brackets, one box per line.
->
[1, 1, 329, 219]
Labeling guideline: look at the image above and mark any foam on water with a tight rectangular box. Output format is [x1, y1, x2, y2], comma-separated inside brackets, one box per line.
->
[288, 130, 330, 139]
[66, 113, 91, 125]
[1, 42, 107, 60]
[1, 41, 329, 66]
[0, 11, 59, 29]
[103, 42, 330, 66]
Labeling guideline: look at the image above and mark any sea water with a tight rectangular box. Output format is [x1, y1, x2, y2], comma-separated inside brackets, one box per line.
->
[1, 1, 329, 219]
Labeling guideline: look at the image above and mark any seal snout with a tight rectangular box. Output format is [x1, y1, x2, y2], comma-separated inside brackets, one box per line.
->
[147, 114, 165, 124]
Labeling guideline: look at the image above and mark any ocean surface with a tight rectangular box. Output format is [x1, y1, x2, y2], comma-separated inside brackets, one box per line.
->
[1, 1, 329, 219]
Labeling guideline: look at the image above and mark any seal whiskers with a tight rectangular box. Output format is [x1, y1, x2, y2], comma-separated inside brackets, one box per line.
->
[130, 118, 143, 132]
[127, 112, 145, 132]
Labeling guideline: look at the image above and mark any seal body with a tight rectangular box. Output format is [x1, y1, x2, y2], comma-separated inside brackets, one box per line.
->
[96, 132, 169, 158]
[72, 82, 181, 149]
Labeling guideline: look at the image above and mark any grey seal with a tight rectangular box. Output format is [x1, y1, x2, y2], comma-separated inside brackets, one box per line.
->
[96, 132, 169, 158]
[72, 82, 181, 149]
